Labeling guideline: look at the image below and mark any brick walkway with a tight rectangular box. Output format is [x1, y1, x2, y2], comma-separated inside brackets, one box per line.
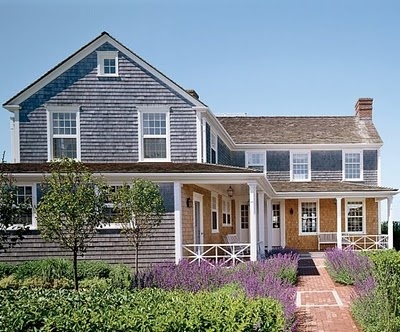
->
[296, 254, 360, 332]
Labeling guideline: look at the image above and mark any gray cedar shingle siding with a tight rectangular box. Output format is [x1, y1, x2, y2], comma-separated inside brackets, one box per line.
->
[311, 150, 342, 182]
[217, 137, 232, 166]
[266, 151, 290, 181]
[231, 151, 245, 168]
[18, 42, 197, 163]
[0, 214, 175, 268]
[363, 150, 378, 171]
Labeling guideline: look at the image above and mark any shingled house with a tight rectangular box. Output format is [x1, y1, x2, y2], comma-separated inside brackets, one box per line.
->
[1, 32, 398, 267]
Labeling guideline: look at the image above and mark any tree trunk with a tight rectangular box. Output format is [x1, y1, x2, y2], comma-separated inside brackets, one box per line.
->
[135, 242, 139, 276]
[73, 249, 78, 291]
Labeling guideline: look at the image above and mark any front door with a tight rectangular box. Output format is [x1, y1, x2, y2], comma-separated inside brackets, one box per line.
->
[193, 193, 203, 253]
[239, 202, 250, 242]
[272, 203, 281, 247]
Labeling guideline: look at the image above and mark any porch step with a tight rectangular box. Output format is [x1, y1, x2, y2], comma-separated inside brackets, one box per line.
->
[299, 251, 325, 260]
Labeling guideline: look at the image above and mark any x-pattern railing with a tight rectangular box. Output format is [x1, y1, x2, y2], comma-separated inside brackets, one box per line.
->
[342, 234, 389, 250]
[182, 243, 251, 266]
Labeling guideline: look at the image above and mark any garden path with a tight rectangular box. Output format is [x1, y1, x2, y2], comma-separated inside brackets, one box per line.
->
[296, 252, 360, 332]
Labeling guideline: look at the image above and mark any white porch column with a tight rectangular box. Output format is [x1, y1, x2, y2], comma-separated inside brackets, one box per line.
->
[336, 197, 342, 249]
[387, 196, 394, 249]
[174, 182, 183, 264]
[257, 191, 265, 256]
[248, 183, 258, 261]
[266, 198, 273, 252]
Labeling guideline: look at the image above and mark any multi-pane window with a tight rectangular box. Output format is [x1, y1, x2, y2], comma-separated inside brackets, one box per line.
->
[211, 194, 218, 233]
[300, 201, 318, 234]
[240, 204, 249, 229]
[346, 201, 364, 232]
[292, 152, 310, 181]
[272, 203, 280, 229]
[210, 131, 217, 164]
[51, 112, 78, 159]
[247, 152, 265, 171]
[222, 198, 231, 226]
[142, 112, 168, 159]
[344, 152, 362, 180]
[97, 51, 118, 76]
[105, 185, 123, 221]
[16, 186, 32, 224]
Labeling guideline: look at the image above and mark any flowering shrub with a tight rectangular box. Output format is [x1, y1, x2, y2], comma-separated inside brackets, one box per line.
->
[325, 248, 372, 285]
[138, 252, 299, 331]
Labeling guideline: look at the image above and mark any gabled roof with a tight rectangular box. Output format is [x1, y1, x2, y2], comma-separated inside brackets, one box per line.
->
[3, 31, 206, 108]
[217, 116, 382, 145]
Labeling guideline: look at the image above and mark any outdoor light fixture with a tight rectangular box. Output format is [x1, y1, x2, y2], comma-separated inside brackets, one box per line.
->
[186, 197, 193, 208]
[227, 186, 234, 198]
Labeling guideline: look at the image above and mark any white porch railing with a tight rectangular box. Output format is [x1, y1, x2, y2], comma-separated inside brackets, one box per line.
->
[342, 234, 389, 250]
[182, 243, 251, 266]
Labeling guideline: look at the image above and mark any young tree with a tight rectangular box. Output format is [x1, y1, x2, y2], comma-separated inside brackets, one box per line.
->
[0, 152, 29, 252]
[113, 179, 165, 275]
[36, 158, 110, 290]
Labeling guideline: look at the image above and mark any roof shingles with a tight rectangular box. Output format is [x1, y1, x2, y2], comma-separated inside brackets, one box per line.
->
[217, 116, 382, 145]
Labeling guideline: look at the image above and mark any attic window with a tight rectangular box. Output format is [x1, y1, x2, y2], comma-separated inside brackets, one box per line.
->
[97, 51, 119, 76]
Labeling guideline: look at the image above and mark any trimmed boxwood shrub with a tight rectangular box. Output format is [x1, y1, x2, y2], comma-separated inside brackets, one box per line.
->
[0, 287, 285, 332]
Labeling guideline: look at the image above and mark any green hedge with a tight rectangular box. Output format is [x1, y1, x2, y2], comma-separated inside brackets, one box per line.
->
[0, 286, 285, 332]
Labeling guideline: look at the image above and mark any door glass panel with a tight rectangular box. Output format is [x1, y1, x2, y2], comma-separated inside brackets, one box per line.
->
[272, 204, 280, 229]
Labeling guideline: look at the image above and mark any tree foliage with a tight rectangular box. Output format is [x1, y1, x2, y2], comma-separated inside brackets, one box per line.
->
[0, 152, 29, 252]
[36, 158, 110, 290]
[113, 179, 165, 274]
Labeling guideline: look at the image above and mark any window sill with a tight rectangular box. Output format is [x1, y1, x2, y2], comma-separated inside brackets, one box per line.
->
[299, 232, 317, 236]
[222, 224, 232, 227]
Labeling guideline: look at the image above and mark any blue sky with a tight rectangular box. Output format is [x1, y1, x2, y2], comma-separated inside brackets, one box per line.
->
[0, 0, 399, 219]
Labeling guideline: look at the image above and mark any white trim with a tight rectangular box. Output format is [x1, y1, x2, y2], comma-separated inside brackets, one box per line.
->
[248, 183, 258, 261]
[4, 33, 205, 108]
[174, 182, 183, 263]
[266, 198, 273, 251]
[210, 130, 218, 164]
[201, 117, 207, 163]
[222, 196, 232, 226]
[257, 191, 265, 251]
[137, 106, 171, 162]
[211, 192, 219, 233]
[234, 143, 383, 150]
[298, 199, 319, 235]
[11, 109, 20, 162]
[195, 109, 203, 163]
[246, 150, 266, 172]
[336, 197, 343, 248]
[290, 150, 311, 181]
[387, 196, 394, 249]
[96, 51, 119, 77]
[46, 105, 81, 161]
[345, 198, 366, 234]
[342, 150, 363, 181]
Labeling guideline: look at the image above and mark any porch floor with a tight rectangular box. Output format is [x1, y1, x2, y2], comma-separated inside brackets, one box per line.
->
[296, 253, 360, 331]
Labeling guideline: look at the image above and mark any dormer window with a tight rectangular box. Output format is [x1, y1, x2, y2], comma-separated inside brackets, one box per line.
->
[246, 151, 265, 171]
[343, 151, 363, 181]
[291, 151, 310, 181]
[97, 51, 119, 76]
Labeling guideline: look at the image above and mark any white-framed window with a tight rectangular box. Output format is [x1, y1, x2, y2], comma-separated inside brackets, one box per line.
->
[210, 131, 218, 164]
[272, 203, 281, 229]
[211, 193, 219, 233]
[343, 151, 363, 181]
[299, 200, 318, 234]
[97, 51, 119, 76]
[16, 186, 33, 225]
[104, 185, 123, 223]
[138, 108, 170, 161]
[47, 106, 81, 161]
[291, 151, 310, 181]
[222, 197, 232, 226]
[246, 151, 265, 172]
[345, 199, 365, 233]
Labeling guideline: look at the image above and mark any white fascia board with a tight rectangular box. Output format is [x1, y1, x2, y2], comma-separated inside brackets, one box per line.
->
[5, 34, 205, 108]
[233, 143, 383, 151]
[274, 190, 398, 199]
[204, 111, 236, 149]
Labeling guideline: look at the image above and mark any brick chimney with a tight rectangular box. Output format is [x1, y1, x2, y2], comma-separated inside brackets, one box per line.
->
[355, 98, 373, 119]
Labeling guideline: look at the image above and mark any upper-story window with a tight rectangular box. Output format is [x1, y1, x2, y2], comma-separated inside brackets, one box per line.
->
[139, 108, 170, 161]
[246, 151, 265, 171]
[210, 131, 218, 164]
[47, 107, 80, 160]
[97, 51, 119, 76]
[346, 200, 365, 233]
[291, 151, 310, 181]
[343, 151, 363, 181]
